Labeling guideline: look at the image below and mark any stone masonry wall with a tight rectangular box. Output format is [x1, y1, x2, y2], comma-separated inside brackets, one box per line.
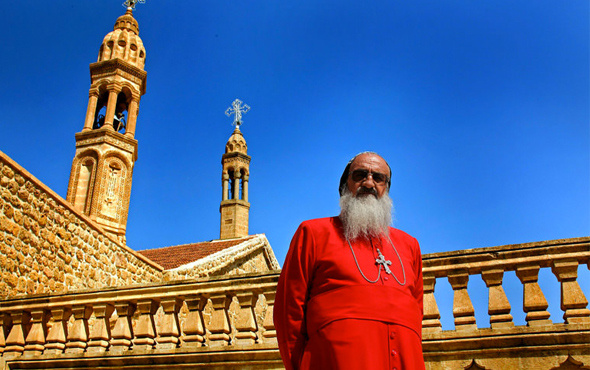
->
[0, 150, 162, 298]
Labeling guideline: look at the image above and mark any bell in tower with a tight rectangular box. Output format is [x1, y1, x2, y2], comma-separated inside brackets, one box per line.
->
[66, 1, 147, 243]
[220, 99, 251, 239]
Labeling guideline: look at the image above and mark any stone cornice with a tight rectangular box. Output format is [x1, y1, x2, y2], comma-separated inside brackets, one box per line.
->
[222, 152, 251, 163]
[75, 129, 139, 159]
[89, 58, 147, 94]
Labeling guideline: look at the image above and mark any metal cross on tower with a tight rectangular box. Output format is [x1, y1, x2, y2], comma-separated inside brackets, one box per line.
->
[225, 99, 250, 127]
[123, 0, 145, 10]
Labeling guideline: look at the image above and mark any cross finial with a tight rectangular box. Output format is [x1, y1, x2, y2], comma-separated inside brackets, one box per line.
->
[225, 99, 250, 127]
[122, 0, 145, 10]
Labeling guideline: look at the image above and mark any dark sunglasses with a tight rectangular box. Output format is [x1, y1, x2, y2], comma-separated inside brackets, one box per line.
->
[349, 169, 389, 184]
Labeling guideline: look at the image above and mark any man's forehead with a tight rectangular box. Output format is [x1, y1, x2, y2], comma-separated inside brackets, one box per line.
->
[350, 153, 389, 172]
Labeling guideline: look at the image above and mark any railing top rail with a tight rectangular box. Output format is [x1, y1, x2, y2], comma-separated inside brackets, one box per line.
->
[0, 270, 281, 311]
[423, 237, 589, 269]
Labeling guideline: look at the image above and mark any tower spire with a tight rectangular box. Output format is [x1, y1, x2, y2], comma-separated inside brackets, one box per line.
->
[220, 99, 251, 239]
[66, 5, 148, 243]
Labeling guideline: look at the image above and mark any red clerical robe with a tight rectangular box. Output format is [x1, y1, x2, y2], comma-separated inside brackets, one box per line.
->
[274, 217, 424, 370]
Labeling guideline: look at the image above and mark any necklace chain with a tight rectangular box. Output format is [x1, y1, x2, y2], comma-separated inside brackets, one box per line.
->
[347, 234, 406, 286]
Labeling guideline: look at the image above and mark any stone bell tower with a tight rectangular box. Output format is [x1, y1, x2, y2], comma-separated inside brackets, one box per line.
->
[66, 3, 147, 243]
[220, 99, 251, 239]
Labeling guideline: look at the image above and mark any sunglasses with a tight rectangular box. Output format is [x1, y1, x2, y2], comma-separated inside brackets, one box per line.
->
[349, 169, 389, 184]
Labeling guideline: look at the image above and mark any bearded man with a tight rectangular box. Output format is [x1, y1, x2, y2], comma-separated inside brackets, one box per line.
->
[274, 152, 424, 370]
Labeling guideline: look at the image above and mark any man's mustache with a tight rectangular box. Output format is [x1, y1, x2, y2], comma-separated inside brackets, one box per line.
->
[356, 187, 378, 197]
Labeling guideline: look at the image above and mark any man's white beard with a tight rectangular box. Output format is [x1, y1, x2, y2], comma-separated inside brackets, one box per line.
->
[339, 188, 394, 241]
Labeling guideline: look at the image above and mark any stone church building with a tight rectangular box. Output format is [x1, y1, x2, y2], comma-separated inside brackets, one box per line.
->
[0, 4, 588, 370]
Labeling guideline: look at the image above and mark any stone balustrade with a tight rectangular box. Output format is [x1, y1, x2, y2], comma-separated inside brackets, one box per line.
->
[422, 236, 590, 369]
[0, 237, 589, 369]
[0, 272, 283, 369]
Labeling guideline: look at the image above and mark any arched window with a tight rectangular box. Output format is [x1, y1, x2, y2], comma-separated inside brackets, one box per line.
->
[228, 169, 235, 199]
[93, 89, 109, 129]
[113, 92, 128, 133]
[73, 154, 97, 214]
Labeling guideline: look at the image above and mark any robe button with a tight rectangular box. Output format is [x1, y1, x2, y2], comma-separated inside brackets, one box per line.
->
[384, 276, 389, 281]
[391, 350, 397, 356]
[390, 332, 395, 339]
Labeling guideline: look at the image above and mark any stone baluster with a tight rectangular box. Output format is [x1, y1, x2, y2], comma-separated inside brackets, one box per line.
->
[0, 313, 12, 356]
[133, 299, 159, 350]
[448, 270, 477, 331]
[183, 295, 207, 347]
[87, 303, 114, 353]
[110, 302, 137, 352]
[208, 294, 231, 347]
[23, 309, 49, 356]
[551, 259, 590, 324]
[261, 291, 276, 341]
[481, 268, 514, 328]
[422, 275, 442, 333]
[235, 292, 259, 345]
[516, 264, 552, 326]
[65, 305, 92, 353]
[157, 297, 182, 349]
[4, 310, 31, 358]
[44, 307, 72, 355]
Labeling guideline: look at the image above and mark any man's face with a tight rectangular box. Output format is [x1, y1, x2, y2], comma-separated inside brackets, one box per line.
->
[346, 153, 390, 198]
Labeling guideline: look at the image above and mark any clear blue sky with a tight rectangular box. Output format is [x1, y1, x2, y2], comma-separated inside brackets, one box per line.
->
[1, 0, 588, 273]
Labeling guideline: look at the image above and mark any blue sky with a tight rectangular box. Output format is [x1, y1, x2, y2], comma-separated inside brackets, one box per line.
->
[1, 1, 588, 327]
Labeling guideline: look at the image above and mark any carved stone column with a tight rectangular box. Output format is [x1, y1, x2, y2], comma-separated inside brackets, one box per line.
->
[84, 92, 99, 130]
[183, 295, 207, 347]
[208, 295, 231, 347]
[262, 291, 277, 341]
[422, 275, 442, 333]
[481, 268, 514, 328]
[222, 172, 229, 201]
[448, 270, 477, 331]
[44, 307, 72, 355]
[516, 264, 552, 326]
[157, 298, 182, 349]
[551, 259, 590, 324]
[110, 302, 136, 352]
[242, 174, 249, 202]
[133, 299, 159, 350]
[4, 311, 31, 358]
[235, 292, 259, 345]
[125, 98, 139, 137]
[233, 172, 241, 200]
[23, 309, 49, 356]
[103, 89, 119, 129]
[87, 303, 114, 353]
[65, 305, 92, 353]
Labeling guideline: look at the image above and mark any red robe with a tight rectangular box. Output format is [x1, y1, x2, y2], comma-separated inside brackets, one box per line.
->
[274, 217, 424, 370]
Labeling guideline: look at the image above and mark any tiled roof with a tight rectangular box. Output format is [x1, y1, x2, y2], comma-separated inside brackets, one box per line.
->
[138, 236, 255, 270]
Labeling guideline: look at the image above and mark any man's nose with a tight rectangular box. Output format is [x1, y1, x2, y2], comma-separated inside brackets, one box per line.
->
[361, 174, 376, 188]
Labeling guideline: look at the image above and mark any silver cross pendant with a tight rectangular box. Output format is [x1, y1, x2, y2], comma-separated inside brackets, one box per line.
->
[376, 248, 392, 275]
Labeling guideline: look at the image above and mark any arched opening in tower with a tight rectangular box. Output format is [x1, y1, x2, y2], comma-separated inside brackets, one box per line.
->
[113, 92, 128, 133]
[93, 89, 109, 129]
[228, 169, 236, 199]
